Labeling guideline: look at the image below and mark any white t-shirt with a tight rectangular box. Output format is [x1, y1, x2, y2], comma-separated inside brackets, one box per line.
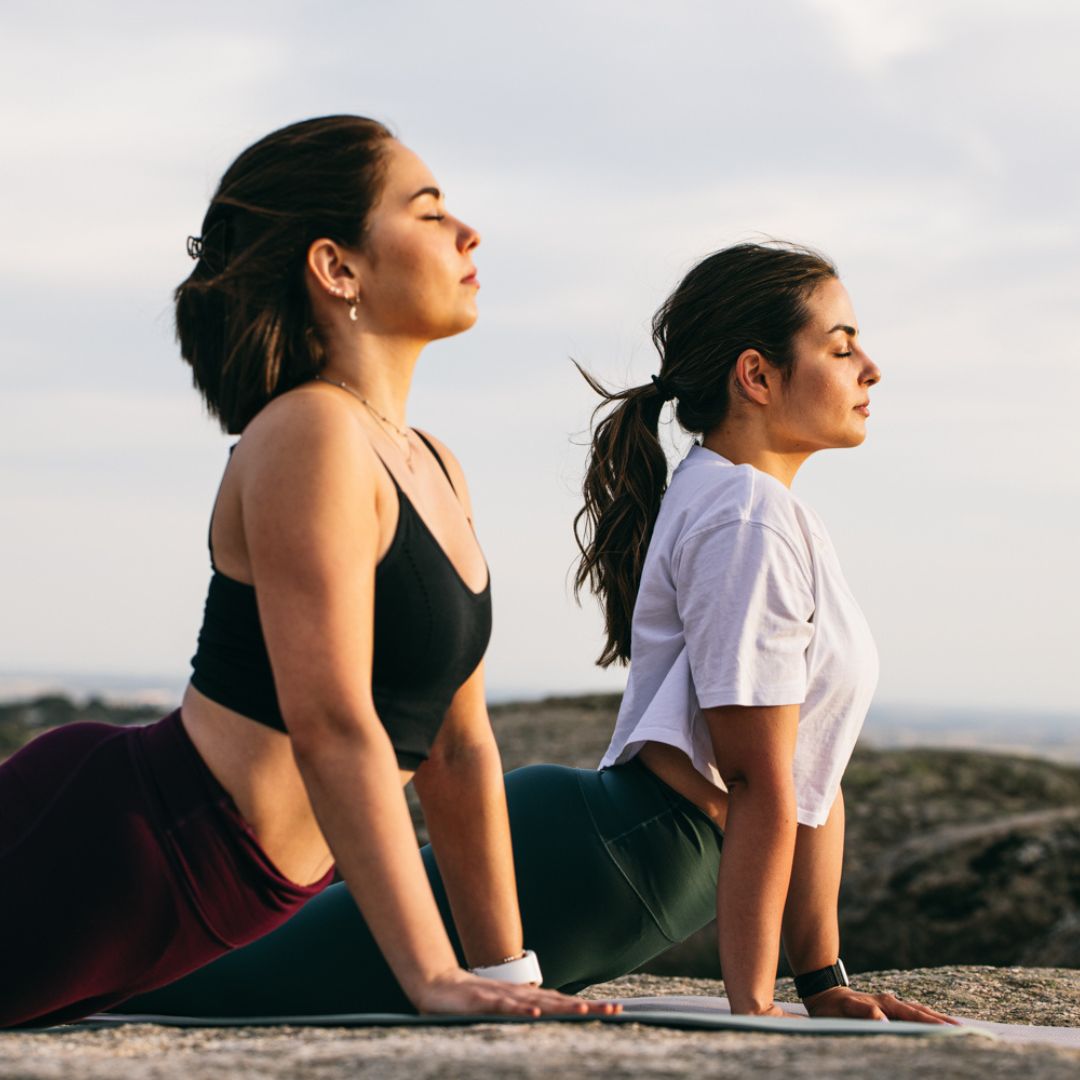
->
[599, 444, 879, 827]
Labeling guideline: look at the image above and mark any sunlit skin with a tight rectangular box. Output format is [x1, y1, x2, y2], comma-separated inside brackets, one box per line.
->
[308, 139, 483, 431]
[641, 281, 957, 1025]
[178, 139, 616, 1019]
[705, 276, 881, 487]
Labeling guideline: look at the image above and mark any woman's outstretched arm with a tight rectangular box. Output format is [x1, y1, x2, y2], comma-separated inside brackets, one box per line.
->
[704, 702, 801, 1016]
[241, 395, 588, 1017]
[413, 662, 526, 969]
[781, 788, 960, 1025]
[407, 431, 528, 970]
[244, 395, 459, 1009]
[781, 786, 843, 978]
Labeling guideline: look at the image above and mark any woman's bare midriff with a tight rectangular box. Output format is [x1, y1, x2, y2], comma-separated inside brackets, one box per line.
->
[179, 684, 413, 887]
[637, 741, 729, 832]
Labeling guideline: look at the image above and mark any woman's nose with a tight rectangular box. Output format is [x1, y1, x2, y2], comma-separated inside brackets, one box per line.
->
[457, 218, 481, 252]
[861, 351, 882, 386]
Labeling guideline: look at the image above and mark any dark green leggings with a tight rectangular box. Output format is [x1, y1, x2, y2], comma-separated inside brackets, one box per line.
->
[118, 760, 723, 1016]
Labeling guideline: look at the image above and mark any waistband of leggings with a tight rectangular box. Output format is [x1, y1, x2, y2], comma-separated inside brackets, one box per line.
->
[131, 709, 332, 903]
[590, 757, 724, 843]
[633, 758, 726, 841]
[132, 709, 234, 823]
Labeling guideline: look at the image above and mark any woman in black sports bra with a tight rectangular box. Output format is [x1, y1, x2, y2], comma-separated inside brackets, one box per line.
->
[0, 115, 613, 1028]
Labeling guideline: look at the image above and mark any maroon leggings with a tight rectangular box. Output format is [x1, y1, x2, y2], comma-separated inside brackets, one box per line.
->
[0, 710, 333, 1028]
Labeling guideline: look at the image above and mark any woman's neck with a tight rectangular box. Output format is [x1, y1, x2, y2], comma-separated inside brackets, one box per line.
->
[320, 331, 423, 428]
[701, 424, 811, 489]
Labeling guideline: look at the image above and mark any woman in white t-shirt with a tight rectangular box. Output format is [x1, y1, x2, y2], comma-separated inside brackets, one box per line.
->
[576, 241, 955, 1022]
[115, 243, 957, 1028]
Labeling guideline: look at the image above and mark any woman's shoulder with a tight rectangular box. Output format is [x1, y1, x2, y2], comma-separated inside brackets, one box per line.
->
[668, 446, 802, 538]
[231, 384, 382, 488]
[664, 453, 816, 588]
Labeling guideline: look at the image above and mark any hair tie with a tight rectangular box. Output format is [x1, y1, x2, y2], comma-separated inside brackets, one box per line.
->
[650, 373, 676, 402]
[185, 218, 228, 274]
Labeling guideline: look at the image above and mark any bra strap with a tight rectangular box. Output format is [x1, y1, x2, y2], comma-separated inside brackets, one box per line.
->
[367, 443, 403, 491]
[207, 443, 241, 572]
[413, 430, 459, 497]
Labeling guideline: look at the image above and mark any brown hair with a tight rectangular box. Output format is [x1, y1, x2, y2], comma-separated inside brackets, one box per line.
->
[176, 115, 394, 433]
[574, 241, 838, 667]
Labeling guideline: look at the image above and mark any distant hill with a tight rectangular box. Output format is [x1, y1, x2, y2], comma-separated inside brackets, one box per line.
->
[862, 704, 1080, 764]
[0, 695, 161, 757]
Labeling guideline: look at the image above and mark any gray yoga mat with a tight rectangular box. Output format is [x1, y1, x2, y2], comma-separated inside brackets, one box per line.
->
[78, 996, 991, 1040]
[619, 995, 1080, 1049]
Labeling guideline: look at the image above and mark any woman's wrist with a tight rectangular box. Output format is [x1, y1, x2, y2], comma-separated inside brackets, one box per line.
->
[728, 996, 783, 1016]
[473, 950, 527, 967]
[470, 949, 543, 985]
[794, 959, 849, 999]
[724, 981, 781, 1015]
[400, 957, 468, 1006]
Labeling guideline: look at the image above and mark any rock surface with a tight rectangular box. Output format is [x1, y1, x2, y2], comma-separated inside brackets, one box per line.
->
[4, 968, 1078, 1079]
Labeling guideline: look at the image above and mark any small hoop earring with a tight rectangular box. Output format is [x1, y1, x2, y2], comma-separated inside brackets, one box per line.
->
[348, 294, 359, 322]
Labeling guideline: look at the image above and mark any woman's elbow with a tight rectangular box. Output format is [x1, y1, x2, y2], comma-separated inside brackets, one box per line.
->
[723, 767, 798, 818]
[424, 728, 501, 777]
[283, 695, 382, 759]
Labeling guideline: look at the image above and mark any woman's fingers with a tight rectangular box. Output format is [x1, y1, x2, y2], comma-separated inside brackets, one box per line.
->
[806, 987, 961, 1025]
[874, 992, 961, 1026]
[416, 972, 621, 1017]
[741, 1004, 804, 1019]
[805, 988, 888, 1022]
[845, 996, 888, 1021]
[487, 981, 621, 1016]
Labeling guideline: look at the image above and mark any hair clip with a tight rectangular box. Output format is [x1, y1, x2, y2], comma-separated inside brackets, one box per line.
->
[186, 219, 228, 272]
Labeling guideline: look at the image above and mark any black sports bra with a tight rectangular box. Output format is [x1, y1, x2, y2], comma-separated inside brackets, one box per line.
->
[189, 433, 492, 768]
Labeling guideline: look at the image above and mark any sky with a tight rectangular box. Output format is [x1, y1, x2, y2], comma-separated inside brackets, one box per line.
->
[1, 0, 1078, 713]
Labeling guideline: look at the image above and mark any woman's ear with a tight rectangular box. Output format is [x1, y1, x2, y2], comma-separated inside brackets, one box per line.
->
[306, 239, 358, 299]
[733, 349, 773, 406]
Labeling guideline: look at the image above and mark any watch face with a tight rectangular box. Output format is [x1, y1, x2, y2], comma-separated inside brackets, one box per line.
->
[837, 959, 850, 986]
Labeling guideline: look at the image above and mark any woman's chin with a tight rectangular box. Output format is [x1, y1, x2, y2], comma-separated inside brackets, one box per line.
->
[427, 307, 479, 342]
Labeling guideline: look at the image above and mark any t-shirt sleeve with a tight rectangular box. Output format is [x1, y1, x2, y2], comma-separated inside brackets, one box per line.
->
[673, 520, 815, 708]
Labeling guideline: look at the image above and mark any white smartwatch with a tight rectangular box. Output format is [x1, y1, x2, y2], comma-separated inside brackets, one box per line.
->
[470, 949, 543, 985]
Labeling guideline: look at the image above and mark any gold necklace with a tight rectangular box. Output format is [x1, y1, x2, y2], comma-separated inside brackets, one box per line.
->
[313, 374, 414, 469]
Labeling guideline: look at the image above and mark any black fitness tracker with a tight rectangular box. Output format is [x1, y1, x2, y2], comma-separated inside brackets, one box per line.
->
[794, 959, 850, 999]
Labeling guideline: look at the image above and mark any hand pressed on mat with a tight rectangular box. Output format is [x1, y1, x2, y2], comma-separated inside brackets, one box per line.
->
[804, 986, 960, 1025]
[414, 968, 619, 1017]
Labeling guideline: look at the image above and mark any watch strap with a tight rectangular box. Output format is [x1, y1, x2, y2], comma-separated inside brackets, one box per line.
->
[794, 958, 850, 999]
[470, 949, 543, 985]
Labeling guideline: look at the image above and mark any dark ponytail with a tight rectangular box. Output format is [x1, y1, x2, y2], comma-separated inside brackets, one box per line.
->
[574, 241, 838, 667]
[176, 115, 393, 434]
[572, 372, 669, 668]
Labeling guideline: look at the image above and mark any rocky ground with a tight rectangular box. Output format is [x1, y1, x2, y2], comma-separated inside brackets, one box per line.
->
[3, 968, 1078, 1079]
